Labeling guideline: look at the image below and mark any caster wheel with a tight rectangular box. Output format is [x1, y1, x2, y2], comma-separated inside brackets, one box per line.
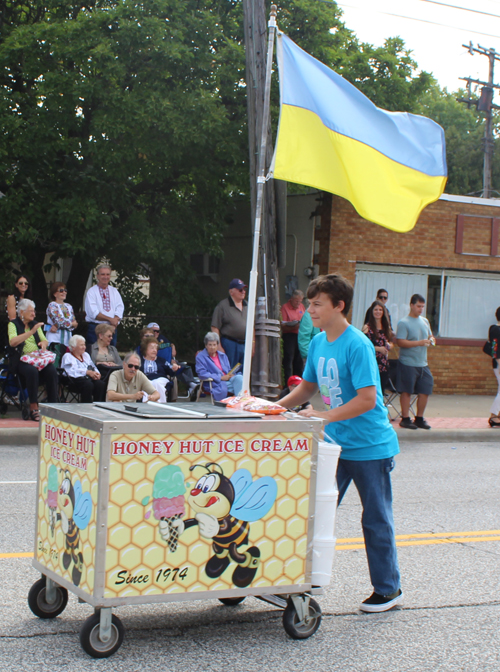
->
[21, 403, 30, 421]
[28, 577, 68, 619]
[80, 612, 124, 658]
[219, 597, 246, 606]
[282, 597, 322, 639]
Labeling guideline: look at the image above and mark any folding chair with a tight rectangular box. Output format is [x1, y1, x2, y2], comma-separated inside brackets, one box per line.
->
[57, 369, 81, 403]
[383, 361, 417, 421]
[196, 378, 214, 405]
[0, 356, 31, 420]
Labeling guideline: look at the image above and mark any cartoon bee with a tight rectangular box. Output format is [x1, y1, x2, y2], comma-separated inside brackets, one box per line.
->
[56, 470, 92, 587]
[167, 463, 277, 588]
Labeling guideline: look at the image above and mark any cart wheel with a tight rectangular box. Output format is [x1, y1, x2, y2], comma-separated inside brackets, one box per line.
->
[28, 577, 68, 619]
[219, 597, 246, 606]
[21, 403, 30, 421]
[282, 597, 322, 639]
[80, 612, 124, 658]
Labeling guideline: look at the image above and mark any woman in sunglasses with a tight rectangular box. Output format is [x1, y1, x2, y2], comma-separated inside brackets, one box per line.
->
[6, 274, 32, 320]
[46, 282, 78, 366]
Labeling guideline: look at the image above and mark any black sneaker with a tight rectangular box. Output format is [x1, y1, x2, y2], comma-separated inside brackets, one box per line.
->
[360, 589, 404, 613]
[414, 417, 431, 430]
[399, 418, 417, 430]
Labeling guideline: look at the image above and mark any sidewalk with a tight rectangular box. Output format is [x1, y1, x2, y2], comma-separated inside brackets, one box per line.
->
[311, 393, 499, 443]
[1, 395, 499, 444]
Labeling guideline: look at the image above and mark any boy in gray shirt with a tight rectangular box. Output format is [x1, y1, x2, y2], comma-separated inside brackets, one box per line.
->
[396, 294, 434, 430]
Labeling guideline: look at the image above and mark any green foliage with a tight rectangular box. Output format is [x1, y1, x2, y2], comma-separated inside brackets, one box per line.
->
[416, 86, 500, 195]
[0, 0, 241, 311]
[0, 0, 469, 319]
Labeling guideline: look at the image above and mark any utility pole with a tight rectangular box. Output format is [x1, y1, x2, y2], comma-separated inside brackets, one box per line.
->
[243, 0, 281, 397]
[458, 42, 500, 198]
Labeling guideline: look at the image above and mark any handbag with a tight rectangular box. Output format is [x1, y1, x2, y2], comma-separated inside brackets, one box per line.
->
[20, 350, 56, 371]
[483, 341, 492, 356]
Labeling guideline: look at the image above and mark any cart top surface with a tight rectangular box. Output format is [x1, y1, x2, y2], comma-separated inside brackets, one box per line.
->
[39, 401, 312, 424]
[94, 401, 265, 420]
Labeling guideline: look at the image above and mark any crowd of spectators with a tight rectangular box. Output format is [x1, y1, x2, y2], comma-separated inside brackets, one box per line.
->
[3, 265, 202, 421]
[3, 269, 448, 430]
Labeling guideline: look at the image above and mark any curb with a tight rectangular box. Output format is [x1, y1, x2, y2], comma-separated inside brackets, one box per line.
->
[395, 428, 500, 443]
[0, 428, 39, 445]
[1, 427, 499, 446]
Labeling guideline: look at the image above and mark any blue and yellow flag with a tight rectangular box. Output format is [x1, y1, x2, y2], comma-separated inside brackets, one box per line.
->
[271, 33, 447, 233]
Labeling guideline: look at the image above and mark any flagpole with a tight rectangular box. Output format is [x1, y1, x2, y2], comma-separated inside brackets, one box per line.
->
[241, 4, 277, 392]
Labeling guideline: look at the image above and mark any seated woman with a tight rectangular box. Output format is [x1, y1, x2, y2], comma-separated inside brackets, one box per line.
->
[8, 298, 58, 421]
[135, 327, 155, 355]
[362, 300, 393, 392]
[137, 327, 199, 400]
[195, 332, 243, 401]
[46, 281, 78, 366]
[6, 274, 31, 320]
[90, 323, 122, 378]
[139, 337, 179, 404]
[61, 335, 106, 403]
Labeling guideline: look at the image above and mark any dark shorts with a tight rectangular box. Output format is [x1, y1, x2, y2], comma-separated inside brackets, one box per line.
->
[396, 361, 434, 395]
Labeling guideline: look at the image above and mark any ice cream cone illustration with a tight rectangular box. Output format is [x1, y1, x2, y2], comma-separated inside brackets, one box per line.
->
[144, 465, 186, 552]
[47, 465, 59, 537]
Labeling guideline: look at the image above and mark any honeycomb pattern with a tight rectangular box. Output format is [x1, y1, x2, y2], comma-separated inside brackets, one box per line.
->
[104, 431, 312, 598]
[36, 418, 100, 594]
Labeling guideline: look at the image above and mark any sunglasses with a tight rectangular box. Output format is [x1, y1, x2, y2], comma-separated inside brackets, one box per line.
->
[18, 281, 29, 286]
[379, 296, 388, 300]
[57, 288, 67, 293]
[152, 329, 159, 333]
[127, 364, 140, 370]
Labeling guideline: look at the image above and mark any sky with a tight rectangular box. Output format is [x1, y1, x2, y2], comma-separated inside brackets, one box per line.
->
[336, 0, 500, 95]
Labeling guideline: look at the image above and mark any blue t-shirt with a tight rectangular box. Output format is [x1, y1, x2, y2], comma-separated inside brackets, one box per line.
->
[303, 326, 399, 461]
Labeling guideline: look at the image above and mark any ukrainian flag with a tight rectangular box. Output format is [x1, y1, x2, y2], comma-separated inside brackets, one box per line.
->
[271, 33, 447, 233]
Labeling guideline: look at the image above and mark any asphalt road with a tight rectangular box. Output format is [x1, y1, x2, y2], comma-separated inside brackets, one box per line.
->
[1, 440, 499, 671]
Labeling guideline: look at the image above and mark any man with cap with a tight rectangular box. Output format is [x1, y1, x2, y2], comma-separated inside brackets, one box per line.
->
[211, 278, 248, 369]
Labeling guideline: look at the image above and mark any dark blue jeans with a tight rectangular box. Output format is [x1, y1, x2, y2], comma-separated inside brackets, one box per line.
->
[220, 336, 245, 370]
[337, 457, 401, 596]
[86, 322, 118, 347]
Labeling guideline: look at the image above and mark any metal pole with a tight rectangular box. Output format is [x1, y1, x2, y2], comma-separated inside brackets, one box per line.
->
[242, 5, 277, 391]
[483, 49, 495, 199]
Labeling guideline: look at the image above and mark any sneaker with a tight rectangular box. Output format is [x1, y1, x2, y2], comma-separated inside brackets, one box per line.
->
[414, 417, 431, 430]
[399, 417, 417, 430]
[360, 589, 404, 613]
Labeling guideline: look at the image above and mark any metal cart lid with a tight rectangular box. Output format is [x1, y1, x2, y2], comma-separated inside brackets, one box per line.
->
[93, 401, 265, 420]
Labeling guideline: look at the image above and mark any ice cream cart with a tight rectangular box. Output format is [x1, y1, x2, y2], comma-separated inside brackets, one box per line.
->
[28, 401, 340, 658]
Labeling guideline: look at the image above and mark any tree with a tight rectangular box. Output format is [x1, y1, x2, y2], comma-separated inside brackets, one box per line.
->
[0, 0, 439, 328]
[416, 85, 500, 196]
[0, 0, 242, 314]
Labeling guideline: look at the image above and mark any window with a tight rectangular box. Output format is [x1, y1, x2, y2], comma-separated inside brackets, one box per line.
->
[353, 263, 500, 339]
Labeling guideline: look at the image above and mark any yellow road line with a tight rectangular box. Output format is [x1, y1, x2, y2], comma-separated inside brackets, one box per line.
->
[337, 530, 500, 543]
[337, 530, 500, 550]
[0, 552, 33, 559]
[2, 531, 499, 560]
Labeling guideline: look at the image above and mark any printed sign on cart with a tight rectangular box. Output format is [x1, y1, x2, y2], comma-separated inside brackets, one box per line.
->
[36, 419, 99, 593]
[105, 431, 312, 598]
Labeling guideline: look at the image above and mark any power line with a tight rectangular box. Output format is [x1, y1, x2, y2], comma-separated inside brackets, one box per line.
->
[416, 0, 500, 19]
[337, 2, 500, 41]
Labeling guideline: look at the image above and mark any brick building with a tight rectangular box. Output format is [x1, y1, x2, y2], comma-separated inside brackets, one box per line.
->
[315, 192, 500, 394]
